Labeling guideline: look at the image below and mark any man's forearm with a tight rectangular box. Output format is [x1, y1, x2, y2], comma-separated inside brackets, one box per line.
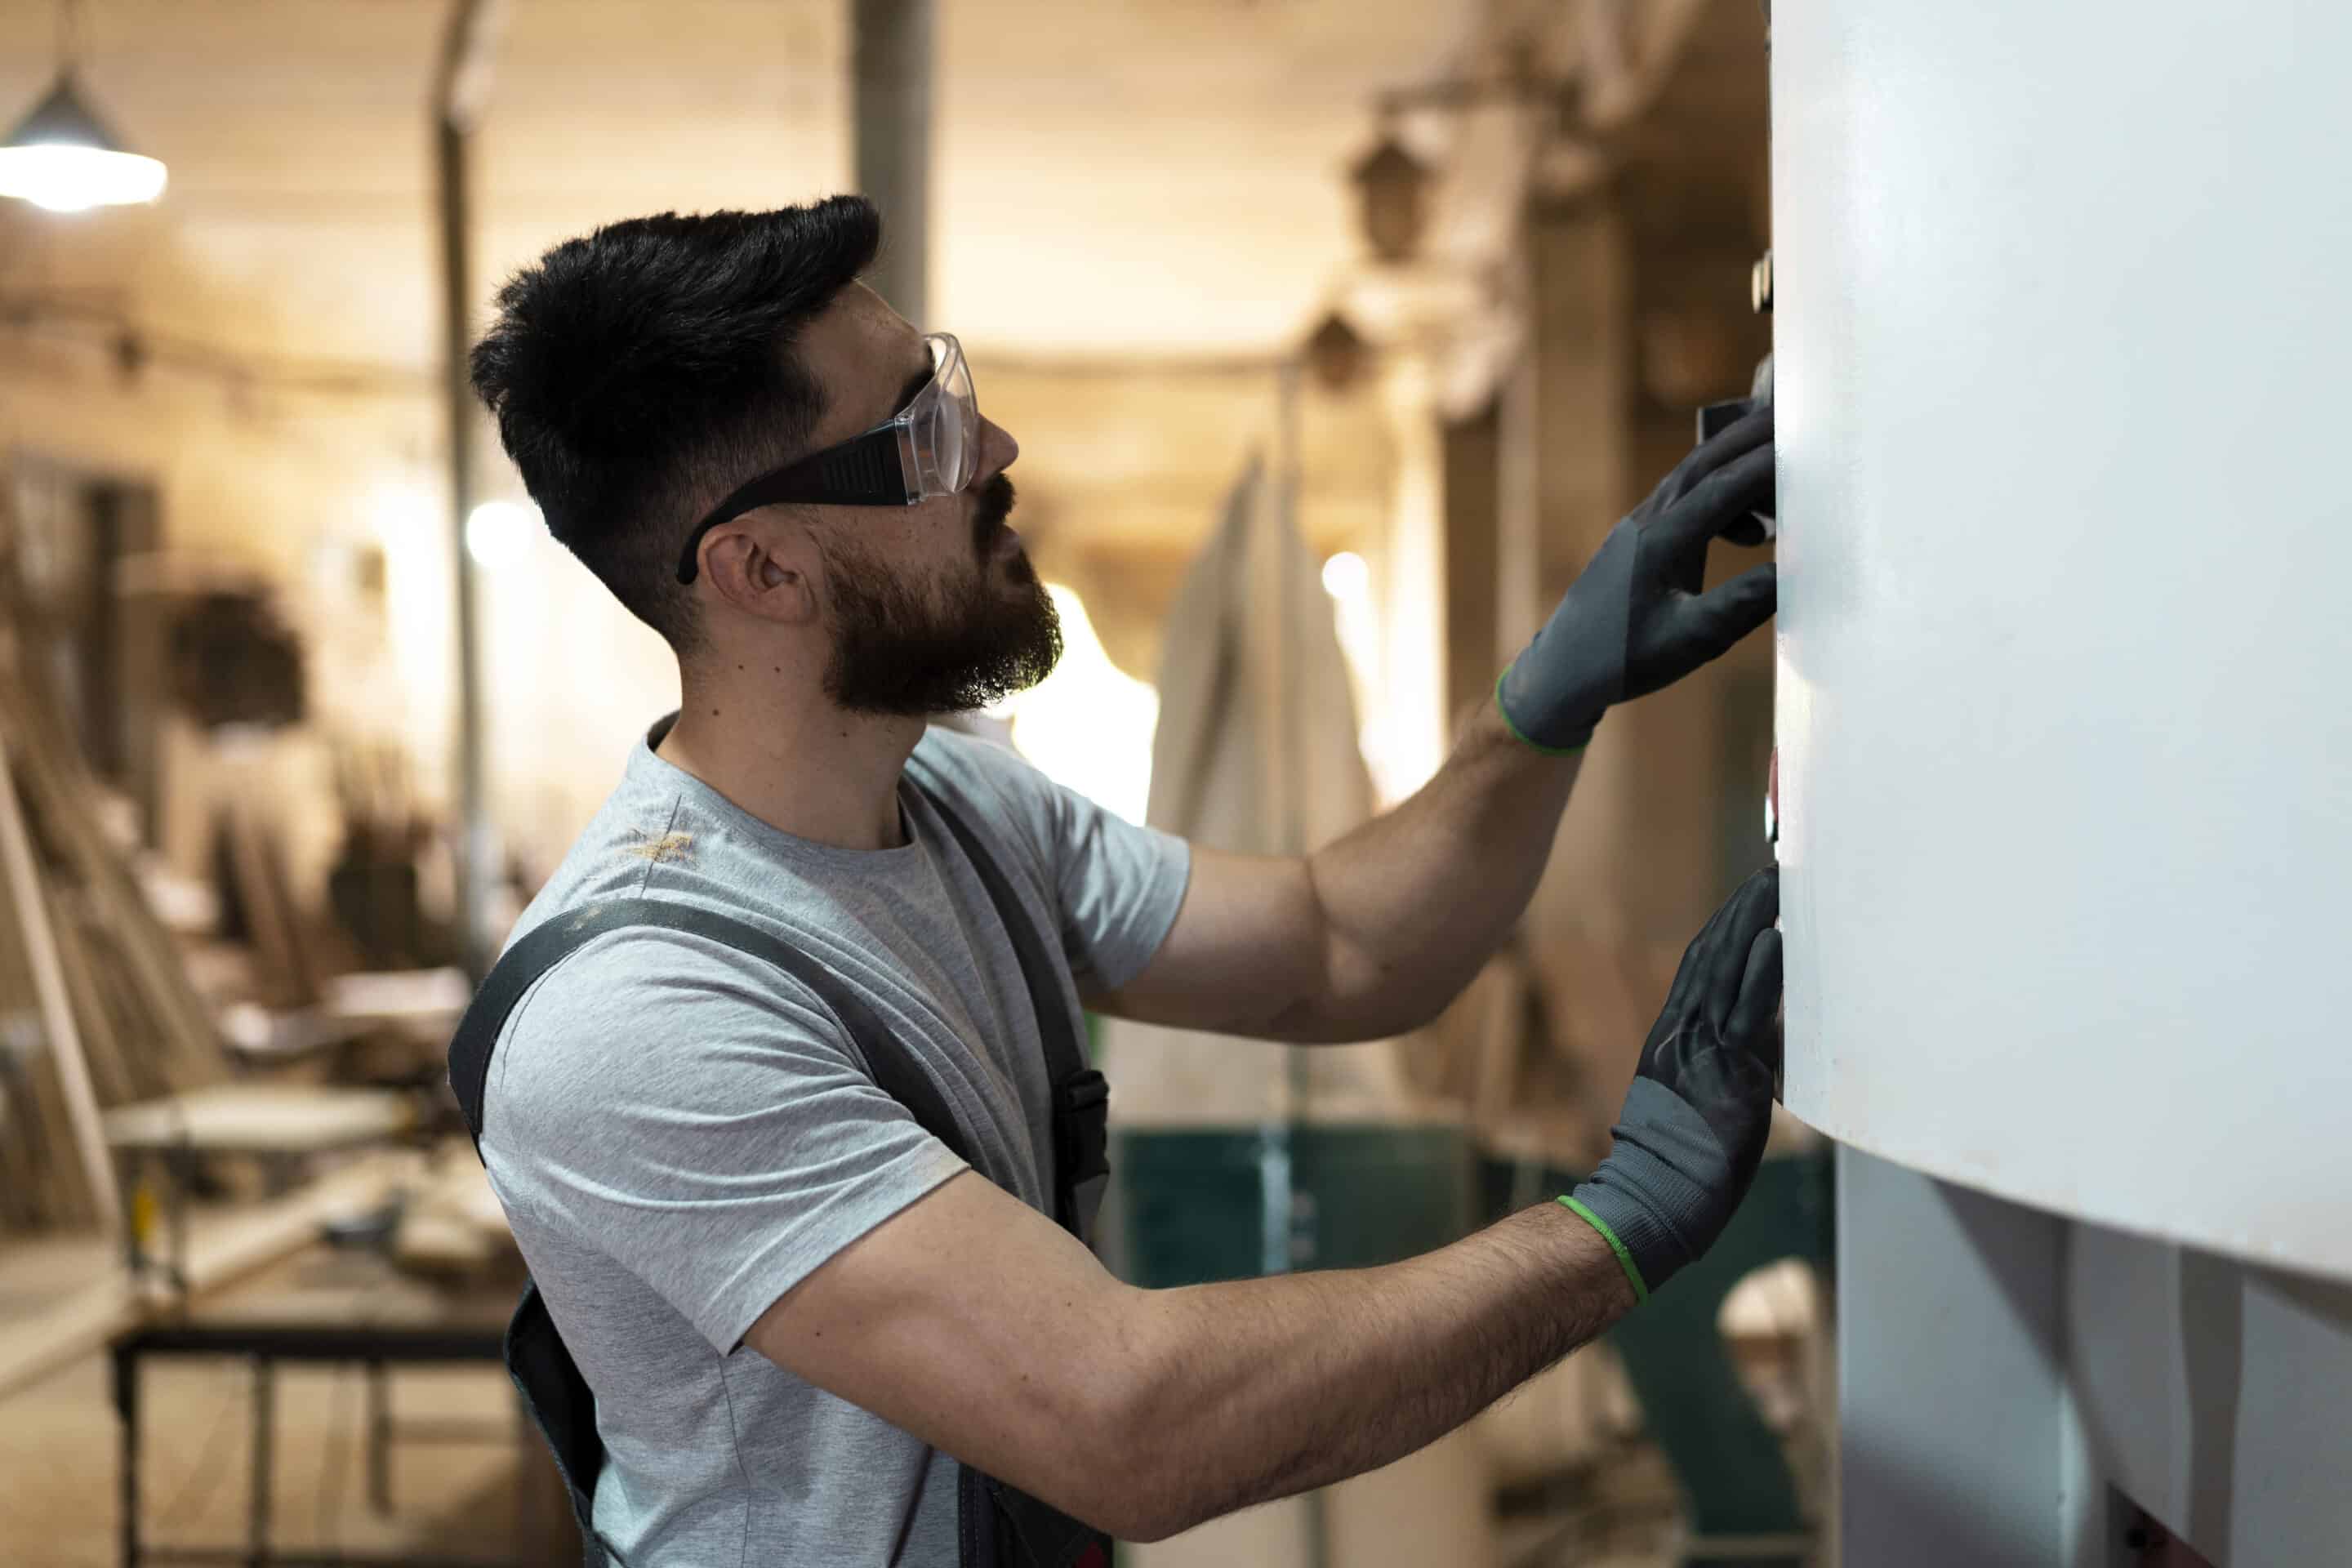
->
[1112, 1198, 1633, 1540]
[1296, 700, 1580, 1038]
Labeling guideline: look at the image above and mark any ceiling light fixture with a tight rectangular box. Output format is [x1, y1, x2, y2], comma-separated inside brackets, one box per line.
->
[0, 0, 167, 213]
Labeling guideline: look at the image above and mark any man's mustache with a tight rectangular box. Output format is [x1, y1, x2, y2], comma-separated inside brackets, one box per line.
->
[975, 472, 1017, 541]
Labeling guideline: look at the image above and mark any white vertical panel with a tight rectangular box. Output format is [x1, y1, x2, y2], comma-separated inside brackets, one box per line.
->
[1774, 0, 2352, 1276]
[2065, 1224, 2352, 1566]
[1837, 1148, 2065, 1566]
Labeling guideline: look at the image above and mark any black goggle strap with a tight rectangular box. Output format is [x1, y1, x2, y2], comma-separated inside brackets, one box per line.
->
[674, 425, 915, 583]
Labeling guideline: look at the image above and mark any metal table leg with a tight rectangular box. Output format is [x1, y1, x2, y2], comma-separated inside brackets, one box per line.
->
[113, 1343, 140, 1568]
[247, 1357, 273, 1568]
[368, 1359, 392, 1514]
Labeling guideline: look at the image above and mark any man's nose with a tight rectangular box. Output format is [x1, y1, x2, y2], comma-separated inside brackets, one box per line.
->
[980, 416, 1018, 475]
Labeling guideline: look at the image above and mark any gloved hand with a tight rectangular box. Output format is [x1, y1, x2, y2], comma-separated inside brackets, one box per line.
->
[1496, 404, 1776, 752]
[1560, 866, 1783, 1302]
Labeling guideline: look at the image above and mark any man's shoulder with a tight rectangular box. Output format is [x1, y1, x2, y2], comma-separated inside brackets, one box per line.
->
[497, 907, 849, 1047]
[479, 915, 866, 1177]
[502, 757, 679, 931]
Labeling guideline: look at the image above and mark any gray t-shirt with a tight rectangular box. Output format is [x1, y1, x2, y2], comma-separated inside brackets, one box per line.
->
[480, 718, 1190, 1566]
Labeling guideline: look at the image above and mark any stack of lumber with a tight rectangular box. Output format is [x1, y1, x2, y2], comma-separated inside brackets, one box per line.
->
[0, 665, 228, 1232]
[216, 795, 323, 1011]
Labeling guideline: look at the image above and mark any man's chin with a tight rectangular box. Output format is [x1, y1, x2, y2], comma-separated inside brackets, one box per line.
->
[930, 658, 1058, 719]
[973, 530, 1036, 586]
[828, 620, 1062, 718]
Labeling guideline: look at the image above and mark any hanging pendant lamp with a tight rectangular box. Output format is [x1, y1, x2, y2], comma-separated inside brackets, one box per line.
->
[0, 0, 167, 212]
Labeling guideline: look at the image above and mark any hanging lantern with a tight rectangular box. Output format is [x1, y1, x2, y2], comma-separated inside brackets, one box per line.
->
[1303, 310, 1370, 394]
[1351, 131, 1431, 266]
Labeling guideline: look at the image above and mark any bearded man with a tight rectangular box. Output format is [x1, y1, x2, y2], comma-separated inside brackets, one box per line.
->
[462, 195, 1784, 1567]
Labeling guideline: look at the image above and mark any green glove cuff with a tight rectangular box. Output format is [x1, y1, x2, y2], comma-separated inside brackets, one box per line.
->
[1557, 1193, 1650, 1304]
[1494, 668, 1592, 757]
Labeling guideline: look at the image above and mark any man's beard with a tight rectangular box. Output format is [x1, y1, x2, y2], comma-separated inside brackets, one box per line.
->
[818, 474, 1063, 716]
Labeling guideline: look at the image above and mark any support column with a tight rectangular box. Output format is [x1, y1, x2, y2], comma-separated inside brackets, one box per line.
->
[1503, 186, 1648, 1150]
[1441, 397, 1499, 728]
[853, 0, 933, 324]
[1524, 193, 1635, 608]
[436, 0, 504, 982]
[1373, 348, 1447, 803]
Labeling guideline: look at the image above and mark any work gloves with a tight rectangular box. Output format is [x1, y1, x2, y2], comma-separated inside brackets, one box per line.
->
[1496, 404, 1777, 753]
[1561, 867, 1784, 1302]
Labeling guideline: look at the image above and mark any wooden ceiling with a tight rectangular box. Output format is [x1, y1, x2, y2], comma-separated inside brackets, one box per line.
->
[0, 0, 1483, 370]
[0, 0, 1766, 586]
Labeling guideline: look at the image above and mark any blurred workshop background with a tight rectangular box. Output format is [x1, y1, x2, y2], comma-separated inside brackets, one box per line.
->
[0, 2, 1824, 1566]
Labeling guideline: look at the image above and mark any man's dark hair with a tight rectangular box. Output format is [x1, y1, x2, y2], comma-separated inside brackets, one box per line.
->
[470, 197, 881, 651]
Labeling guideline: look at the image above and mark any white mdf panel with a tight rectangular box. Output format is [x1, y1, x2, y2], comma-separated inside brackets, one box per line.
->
[1773, 0, 2352, 1278]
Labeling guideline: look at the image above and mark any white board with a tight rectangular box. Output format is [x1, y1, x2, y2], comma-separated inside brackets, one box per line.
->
[1773, 0, 2352, 1279]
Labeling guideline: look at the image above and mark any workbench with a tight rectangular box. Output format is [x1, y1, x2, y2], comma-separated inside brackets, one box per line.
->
[101, 1085, 419, 1294]
[109, 1245, 541, 1568]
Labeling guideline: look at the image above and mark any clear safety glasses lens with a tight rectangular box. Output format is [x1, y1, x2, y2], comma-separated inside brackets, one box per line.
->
[898, 333, 979, 501]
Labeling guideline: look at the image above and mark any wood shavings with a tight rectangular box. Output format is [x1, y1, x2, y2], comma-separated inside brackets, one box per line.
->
[621, 830, 694, 865]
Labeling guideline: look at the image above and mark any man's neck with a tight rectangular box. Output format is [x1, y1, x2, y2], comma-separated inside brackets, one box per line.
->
[656, 670, 925, 853]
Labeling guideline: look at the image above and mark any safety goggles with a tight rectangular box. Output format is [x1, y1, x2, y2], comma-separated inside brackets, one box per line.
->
[675, 331, 979, 584]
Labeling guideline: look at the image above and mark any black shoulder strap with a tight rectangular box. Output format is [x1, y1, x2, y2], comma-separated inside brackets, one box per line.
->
[447, 765, 1100, 1227]
[902, 755, 1109, 1241]
[447, 898, 974, 1166]
[901, 764, 1089, 1091]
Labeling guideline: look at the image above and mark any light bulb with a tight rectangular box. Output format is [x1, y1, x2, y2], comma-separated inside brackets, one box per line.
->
[0, 144, 165, 212]
[466, 501, 541, 570]
[1321, 551, 1370, 603]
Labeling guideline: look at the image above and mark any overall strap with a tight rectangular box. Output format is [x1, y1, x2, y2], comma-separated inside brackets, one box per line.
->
[902, 772, 1089, 1091]
[902, 756, 1110, 1243]
[448, 898, 974, 1165]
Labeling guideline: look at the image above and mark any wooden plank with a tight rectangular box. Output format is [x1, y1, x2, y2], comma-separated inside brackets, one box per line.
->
[0, 1150, 415, 1400]
[75, 907, 180, 1101]
[0, 670, 219, 1072]
[49, 889, 143, 1107]
[167, 1151, 412, 1289]
[84, 914, 212, 1097]
[101, 1085, 414, 1156]
[0, 667, 223, 1094]
[0, 732, 120, 1236]
[0, 1054, 43, 1228]
[0, 1271, 128, 1397]
[12, 1031, 96, 1229]
[0, 837, 74, 1227]
[222, 799, 318, 1009]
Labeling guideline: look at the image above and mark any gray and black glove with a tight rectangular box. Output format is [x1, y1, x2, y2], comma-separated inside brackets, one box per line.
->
[1496, 404, 1776, 753]
[1560, 866, 1783, 1302]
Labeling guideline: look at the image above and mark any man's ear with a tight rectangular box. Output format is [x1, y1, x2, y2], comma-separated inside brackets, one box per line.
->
[700, 514, 821, 627]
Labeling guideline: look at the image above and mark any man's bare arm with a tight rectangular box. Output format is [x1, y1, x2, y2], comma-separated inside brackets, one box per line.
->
[749, 867, 1782, 1542]
[744, 1168, 1630, 1543]
[1123, 1192, 1631, 1529]
[1097, 409, 1776, 1045]
[1094, 702, 1580, 1043]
